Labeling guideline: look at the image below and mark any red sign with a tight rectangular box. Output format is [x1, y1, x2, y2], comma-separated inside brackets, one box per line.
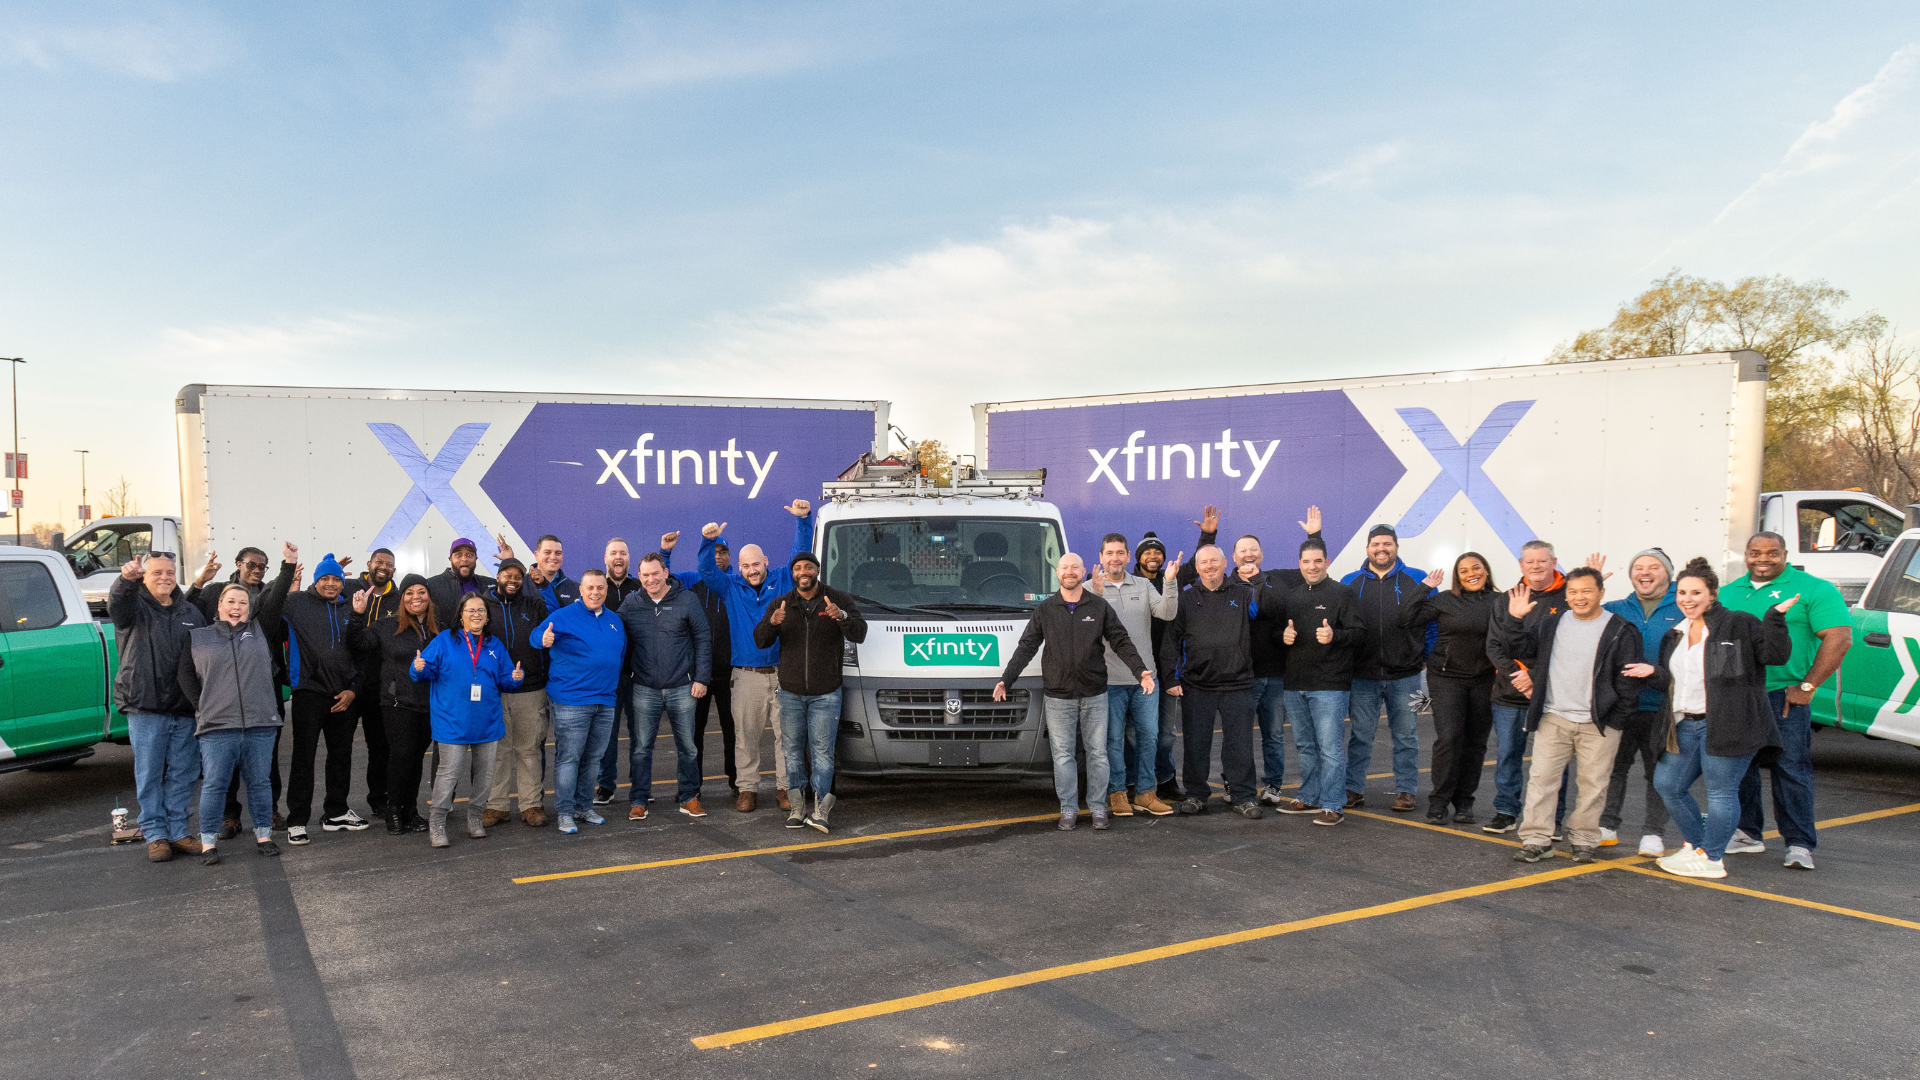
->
[9, 490, 21, 509]
[2, 452, 20, 479]
[78, 504, 91, 521]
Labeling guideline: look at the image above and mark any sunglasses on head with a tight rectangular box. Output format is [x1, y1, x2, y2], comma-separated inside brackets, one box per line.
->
[146, 551, 178, 562]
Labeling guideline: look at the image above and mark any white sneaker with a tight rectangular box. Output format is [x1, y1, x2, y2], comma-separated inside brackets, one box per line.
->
[1655, 842, 1697, 875]
[556, 815, 578, 835]
[1599, 827, 1619, 847]
[1783, 845, 1815, 870]
[322, 810, 370, 832]
[285, 826, 311, 846]
[1673, 852, 1728, 879]
[1723, 829, 1765, 854]
[1637, 834, 1666, 857]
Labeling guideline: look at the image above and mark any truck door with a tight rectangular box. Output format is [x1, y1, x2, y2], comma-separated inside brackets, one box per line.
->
[0, 560, 106, 757]
[1838, 538, 1920, 745]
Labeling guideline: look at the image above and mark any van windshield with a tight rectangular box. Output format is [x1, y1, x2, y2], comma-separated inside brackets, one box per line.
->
[822, 516, 1065, 611]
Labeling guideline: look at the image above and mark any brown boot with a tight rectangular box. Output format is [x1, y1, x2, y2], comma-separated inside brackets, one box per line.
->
[628, 804, 649, 821]
[147, 839, 174, 862]
[1132, 790, 1174, 816]
[481, 808, 511, 828]
[1108, 791, 1134, 817]
[170, 836, 204, 855]
[520, 806, 547, 827]
[776, 788, 790, 810]
[735, 790, 757, 813]
[1344, 791, 1366, 810]
[679, 797, 708, 818]
[1391, 791, 1417, 813]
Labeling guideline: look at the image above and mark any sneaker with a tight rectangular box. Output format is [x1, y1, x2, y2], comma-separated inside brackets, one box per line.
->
[1058, 811, 1078, 831]
[1724, 830, 1765, 855]
[322, 810, 370, 832]
[1784, 845, 1816, 870]
[1312, 809, 1344, 826]
[1257, 786, 1288, 807]
[1108, 791, 1134, 818]
[556, 815, 578, 835]
[1549, 825, 1564, 843]
[581, 810, 606, 826]
[1482, 814, 1517, 834]
[1424, 809, 1448, 825]
[1637, 834, 1666, 857]
[255, 839, 281, 857]
[1390, 792, 1416, 813]
[679, 797, 707, 818]
[1092, 808, 1111, 830]
[1277, 798, 1320, 815]
[1131, 791, 1175, 817]
[1176, 797, 1207, 815]
[1654, 842, 1697, 874]
[1452, 810, 1478, 825]
[1569, 846, 1597, 864]
[1232, 802, 1264, 820]
[628, 805, 648, 821]
[1659, 846, 1726, 879]
[592, 789, 614, 806]
[286, 826, 311, 846]
[806, 794, 836, 834]
[1156, 781, 1183, 803]
[1513, 844, 1551, 863]
[786, 798, 808, 829]
[1344, 791, 1365, 810]
[1599, 827, 1619, 847]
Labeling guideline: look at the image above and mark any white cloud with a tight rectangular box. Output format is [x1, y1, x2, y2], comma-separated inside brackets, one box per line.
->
[1303, 141, 1408, 189]
[0, 14, 235, 82]
[152, 314, 413, 363]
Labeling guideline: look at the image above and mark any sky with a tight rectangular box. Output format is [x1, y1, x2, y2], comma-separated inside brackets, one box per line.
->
[3, 2, 1919, 532]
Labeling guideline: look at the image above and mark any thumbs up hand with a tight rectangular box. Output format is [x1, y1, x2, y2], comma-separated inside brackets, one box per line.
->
[542, 622, 556, 648]
[1316, 618, 1333, 644]
[1282, 619, 1297, 645]
[511, 661, 525, 683]
[412, 650, 425, 672]
[770, 600, 788, 625]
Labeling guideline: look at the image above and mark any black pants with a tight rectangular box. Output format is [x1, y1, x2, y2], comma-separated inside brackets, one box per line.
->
[384, 704, 432, 816]
[286, 689, 358, 826]
[359, 693, 390, 811]
[693, 677, 738, 793]
[1601, 709, 1670, 832]
[1182, 687, 1256, 805]
[1427, 672, 1494, 813]
[224, 722, 283, 825]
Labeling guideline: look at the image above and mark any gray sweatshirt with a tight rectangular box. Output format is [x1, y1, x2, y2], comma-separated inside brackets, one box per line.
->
[178, 619, 285, 736]
[1092, 570, 1179, 684]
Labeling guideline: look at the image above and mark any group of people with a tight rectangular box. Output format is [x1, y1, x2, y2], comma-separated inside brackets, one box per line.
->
[110, 494, 1847, 883]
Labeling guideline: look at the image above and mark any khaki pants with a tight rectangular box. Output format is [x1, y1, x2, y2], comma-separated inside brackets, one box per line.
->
[488, 688, 550, 812]
[730, 667, 786, 793]
[1519, 713, 1622, 848]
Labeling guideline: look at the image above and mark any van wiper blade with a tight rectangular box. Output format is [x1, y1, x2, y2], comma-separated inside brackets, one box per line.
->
[850, 594, 952, 618]
[911, 602, 1032, 614]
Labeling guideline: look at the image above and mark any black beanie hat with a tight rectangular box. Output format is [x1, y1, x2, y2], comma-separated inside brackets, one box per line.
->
[790, 551, 821, 572]
[1134, 532, 1167, 561]
[397, 573, 429, 594]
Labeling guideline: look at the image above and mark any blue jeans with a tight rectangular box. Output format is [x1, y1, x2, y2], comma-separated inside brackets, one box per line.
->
[595, 686, 633, 795]
[1656, 717, 1755, 861]
[128, 713, 199, 842]
[1347, 674, 1423, 795]
[1252, 676, 1287, 791]
[551, 702, 616, 819]
[1044, 696, 1108, 814]
[1490, 703, 1530, 817]
[1155, 688, 1180, 788]
[1285, 690, 1349, 811]
[1104, 684, 1158, 794]
[1740, 690, 1817, 849]
[777, 688, 842, 798]
[630, 684, 702, 805]
[198, 727, 278, 844]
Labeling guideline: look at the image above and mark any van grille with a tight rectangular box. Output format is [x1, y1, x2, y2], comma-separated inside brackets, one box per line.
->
[883, 730, 1022, 741]
[875, 688, 1030, 728]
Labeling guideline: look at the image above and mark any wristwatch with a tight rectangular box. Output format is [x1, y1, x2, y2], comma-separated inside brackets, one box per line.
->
[1798, 681, 1815, 693]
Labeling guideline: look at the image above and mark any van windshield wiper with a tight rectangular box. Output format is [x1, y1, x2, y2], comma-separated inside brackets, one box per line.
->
[850, 594, 953, 618]
[910, 602, 1033, 614]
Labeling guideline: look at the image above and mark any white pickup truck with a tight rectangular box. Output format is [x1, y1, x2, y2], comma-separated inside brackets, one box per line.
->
[59, 515, 186, 617]
[1759, 490, 1907, 603]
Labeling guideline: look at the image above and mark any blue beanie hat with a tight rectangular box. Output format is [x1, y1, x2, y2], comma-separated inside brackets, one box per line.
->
[314, 553, 347, 582]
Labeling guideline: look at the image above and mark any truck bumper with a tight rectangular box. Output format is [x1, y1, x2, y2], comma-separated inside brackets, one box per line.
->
[834, 674, 1052, 779]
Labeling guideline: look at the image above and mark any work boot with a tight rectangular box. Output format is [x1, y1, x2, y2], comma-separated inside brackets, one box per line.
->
[1344, 791, 1365, 810]
[776, 788, 790, 810]
[428, 815, 450, 849]
[521, 806, 547, 827]
[628, 804, 649, 821]
[1391, 792, 1416, 813]
[786, 794, 809, 829]
[678, 797, 707, 818]
[385, 807, 406, 835]
[1108, 791, 1134, 817]
[218, 818, 241, 841]
[735, 790, 757, 813]
[1132, 790, 1174, 816]
[147, 839, 174, 862]
[806, 794, 835, 834]
[482, 808, 511, 828]
[170, 837, 204, 855]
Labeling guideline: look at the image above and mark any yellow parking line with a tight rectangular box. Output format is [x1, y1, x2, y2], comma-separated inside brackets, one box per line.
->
[1765, 801, 1920, 837]
[690, 860, 1615, 1049]
[1344, 809, 1526, 850]
[1612, 864, 1920, 930]
[513, 812, 1073, 884]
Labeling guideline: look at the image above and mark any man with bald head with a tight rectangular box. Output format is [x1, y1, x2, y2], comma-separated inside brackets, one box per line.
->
[996, 553, 1154, 831]
[699, 500, 816, 813]
[1164, 544, 1279, 818]
[109, 549, 210, 861]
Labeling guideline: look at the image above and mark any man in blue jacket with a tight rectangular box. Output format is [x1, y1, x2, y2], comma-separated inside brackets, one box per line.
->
[1599, 548, 1683, 857]
[617, 553, 713, 820]
[699, 499, 814, 813]
[1340, 525, 1432, 813]
[533, 569, 627, 835]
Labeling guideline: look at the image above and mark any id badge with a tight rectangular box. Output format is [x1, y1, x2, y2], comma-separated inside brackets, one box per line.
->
[470, 684, 483, 702]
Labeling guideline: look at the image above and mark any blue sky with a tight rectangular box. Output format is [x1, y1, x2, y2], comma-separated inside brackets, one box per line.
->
[3, 2, 1918, 528]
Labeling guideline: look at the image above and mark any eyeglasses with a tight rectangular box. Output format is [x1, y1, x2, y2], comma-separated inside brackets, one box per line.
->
[239, 560, 268, 570]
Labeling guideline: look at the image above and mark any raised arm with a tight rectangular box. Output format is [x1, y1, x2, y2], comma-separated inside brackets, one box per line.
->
[697, 523, 733, 593]
[258, 547, 297, 628]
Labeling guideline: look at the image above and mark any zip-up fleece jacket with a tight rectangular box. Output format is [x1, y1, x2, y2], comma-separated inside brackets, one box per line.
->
[1000, 590, 1148, 699]
[1398, 586, 1498, 679]
[621, 585, 715, 691]
[1277, 578, 1368, 691]
[1487, 571, 1566, 708]
[409, 628, 522, 744]
[259, 565, 364, 698]
[345, 576, 402, 699]
[665, 545, 733, 668]
[1494, 608, 1646, 733]
[533, 570, 581, 613]
[1341, 561, 1432, 681]
[1644, 603, 1791, 758]
[532, 600, 627, 706]
[355, 614, 435, 712]
[177, 619, 282, 735]
[754, 586, 868, 696]
[485, 585, 550, 693]
[1604, 585, 1685, 713]
[109, 574, 209, 716]
[1094, 571, 1178, 684]
[699, 513, 813, 667]
[1165, 577, 1276, 693]
[426, 567, 495, 636]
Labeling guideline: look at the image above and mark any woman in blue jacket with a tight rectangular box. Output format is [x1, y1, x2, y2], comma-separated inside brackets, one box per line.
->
[410, 594, 523, 848]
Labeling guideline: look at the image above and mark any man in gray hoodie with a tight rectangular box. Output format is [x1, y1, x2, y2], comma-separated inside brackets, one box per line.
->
[1086, 532, 1179, 818]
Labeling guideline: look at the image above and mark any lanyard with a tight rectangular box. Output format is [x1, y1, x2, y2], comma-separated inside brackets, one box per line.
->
[464, 630, 484, 669]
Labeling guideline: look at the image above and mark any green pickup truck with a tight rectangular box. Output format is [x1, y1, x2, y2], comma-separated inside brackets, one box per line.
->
[0, 546, 125, 773]
[1812, 529, 1920, 749]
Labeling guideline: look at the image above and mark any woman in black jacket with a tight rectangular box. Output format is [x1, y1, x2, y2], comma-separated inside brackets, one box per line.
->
[356, 574, 439, 835]
[1632, 557, 1794, 880]
[1400, 552, 1500, 825]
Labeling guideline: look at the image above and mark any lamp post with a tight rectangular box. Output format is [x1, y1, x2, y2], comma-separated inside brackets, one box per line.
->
[2, 358, 22, 546]
[75, 449, 89, 529]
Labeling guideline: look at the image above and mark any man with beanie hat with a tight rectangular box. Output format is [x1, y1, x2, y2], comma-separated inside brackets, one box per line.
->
[1132, 532, 1185, 802]
[1599, 547, 1683, 856]
[484, 557, 552, 827]
[753, 551, 863, 832]
[427, 537, 497, 632]
[260, 544, 373, 844]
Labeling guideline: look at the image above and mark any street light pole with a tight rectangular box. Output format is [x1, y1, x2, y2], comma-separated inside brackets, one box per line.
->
[75, 448, 88, 530]
[2, 358, 22, 546]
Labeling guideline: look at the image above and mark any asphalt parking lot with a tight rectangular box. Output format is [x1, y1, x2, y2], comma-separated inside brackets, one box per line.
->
[2, 715, 1917, 1080]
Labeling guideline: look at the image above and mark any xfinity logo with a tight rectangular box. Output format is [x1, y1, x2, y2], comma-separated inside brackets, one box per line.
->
[904, 633, 1001, 666]
[594, 435, 781, 500]
[1086, 428, 1282, 495]
[368, 422, 497, 568]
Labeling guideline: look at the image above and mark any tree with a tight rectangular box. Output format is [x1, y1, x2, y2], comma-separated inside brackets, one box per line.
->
[30, 521, 56, 546]
[1831, 318, 1920, 507]
[98, 475, 138, 517]
[1549, 271, 1880, 490]
[913, 440, 954, 486]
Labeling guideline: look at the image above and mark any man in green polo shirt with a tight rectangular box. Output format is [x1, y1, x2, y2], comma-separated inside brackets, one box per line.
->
[1719, 531, 1852, 870]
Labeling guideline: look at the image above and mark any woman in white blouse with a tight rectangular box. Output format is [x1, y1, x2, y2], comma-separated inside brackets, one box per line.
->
[1625, 557, 1795, 879]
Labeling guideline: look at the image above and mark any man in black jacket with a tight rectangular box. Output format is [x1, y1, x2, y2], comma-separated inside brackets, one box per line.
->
[260, 545, 371, 845]
[997, 552, 1152, 832]
[343, 548, 399, 818]
[684, 539, 737, 796]
[1339, 525, 1431, 813]
[1273, 539, 1368, 825]
[1163, 545, 1274, 820]
[1483, 540, 1567, 834]
[426, 537, 497, 632]
[109, 551, 210, 861]
[483, 558, 552, 827]
[619, 553, 713, 821]
[1496, 567, 1646, 862]
[755, 552, 868, 833]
